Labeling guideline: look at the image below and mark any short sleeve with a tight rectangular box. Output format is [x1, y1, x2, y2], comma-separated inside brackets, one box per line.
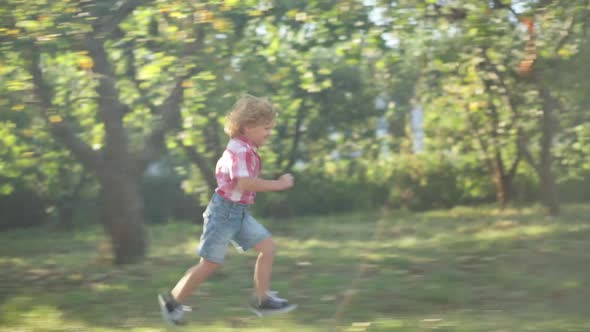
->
[228, 150, 255, 180]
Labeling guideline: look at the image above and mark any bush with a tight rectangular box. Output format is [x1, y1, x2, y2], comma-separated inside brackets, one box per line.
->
[559, 171, 590, 203]
[255, 154, 492, 216]
[0, 189, 47, 230]
[253, 170, 388, 218]
[386, 154, 463, 211]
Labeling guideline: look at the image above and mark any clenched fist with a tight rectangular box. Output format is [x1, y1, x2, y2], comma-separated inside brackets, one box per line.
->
[277, 173, 294, 190]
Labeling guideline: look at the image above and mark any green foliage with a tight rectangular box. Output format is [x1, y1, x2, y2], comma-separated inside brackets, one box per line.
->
[256, 153, 492, 216]
[0, 188, 46, 229]
[386, 154, 463, 211]
[253, 170, 388, 218]
[558, 170, 590, 203]
[1, 0, 589, 237]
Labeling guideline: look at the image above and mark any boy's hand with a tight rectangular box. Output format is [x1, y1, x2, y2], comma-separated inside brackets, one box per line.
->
[278, 173, 294, 190]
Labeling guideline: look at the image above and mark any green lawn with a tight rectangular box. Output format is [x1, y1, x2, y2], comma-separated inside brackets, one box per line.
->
[1, 204, 590, 331]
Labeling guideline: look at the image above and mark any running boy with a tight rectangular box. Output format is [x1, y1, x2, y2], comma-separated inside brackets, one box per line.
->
[158, 95, 296, 325]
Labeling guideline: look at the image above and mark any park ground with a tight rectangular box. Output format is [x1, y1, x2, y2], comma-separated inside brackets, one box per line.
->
[1, 204, 590, 331]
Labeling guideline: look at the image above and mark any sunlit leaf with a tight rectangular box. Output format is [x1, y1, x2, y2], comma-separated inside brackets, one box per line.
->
[196, 10, 214, 23]
[78, 56, 94, 70]
[0, 183, 13, 195]
[212, 18, 231, 32]
[11, 104, 25, 111]
[49, 115, 63, 123]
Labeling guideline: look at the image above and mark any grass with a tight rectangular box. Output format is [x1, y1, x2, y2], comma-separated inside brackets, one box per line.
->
[1, 204, 590, 331]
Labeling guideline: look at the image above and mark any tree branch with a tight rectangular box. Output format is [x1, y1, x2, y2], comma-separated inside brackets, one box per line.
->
[477, 49, 524, 183]
[137, 26, 207, 168]
[283, 101, 305, 173]
[554, 15, 577, 55]
[181, 145, 217, 191]
[507, 140, 522, 180]
[123, 37, 160, 115]
[91, 0, 155, 38]
[429, 3, 467, 21]
[465, 106, 494, 173]
[85, 38, 133, 162]
[481, 49, 520, 125]
[26, 42, 101, 172]
[138, 66, 203, 168]
[519, 134, 541, 175]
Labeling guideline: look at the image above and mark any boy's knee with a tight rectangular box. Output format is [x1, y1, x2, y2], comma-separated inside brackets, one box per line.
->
[260, 240, 277, 257]
[196, 258, 222, 271]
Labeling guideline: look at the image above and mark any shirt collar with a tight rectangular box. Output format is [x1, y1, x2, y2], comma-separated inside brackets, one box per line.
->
[235, 135, 257, 151]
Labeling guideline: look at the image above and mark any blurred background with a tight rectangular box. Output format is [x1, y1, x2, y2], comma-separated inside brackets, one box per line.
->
[1, 1, 589, 331]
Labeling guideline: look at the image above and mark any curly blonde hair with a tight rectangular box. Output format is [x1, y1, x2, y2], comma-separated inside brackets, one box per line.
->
[224, 95, 276, 137]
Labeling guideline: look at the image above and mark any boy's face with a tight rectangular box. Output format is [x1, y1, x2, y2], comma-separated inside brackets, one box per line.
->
[243, 120, 275, 147]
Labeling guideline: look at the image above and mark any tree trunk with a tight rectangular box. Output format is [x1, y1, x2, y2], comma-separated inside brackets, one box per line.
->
[538, 84, 561, 216]
[98, 168, 147, 265]
[540, 162, 559, 215]
[492, 169, 510, 209]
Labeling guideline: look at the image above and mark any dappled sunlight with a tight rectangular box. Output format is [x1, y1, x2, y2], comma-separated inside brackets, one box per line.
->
[382, 214, 583, 252]
[0, 256, 27, 266]
[275, 213, 581, 260]
[2, 205, 590, 331]
[396, 236, 420, 248]
[0, 0, 587, 328]
[279, 238, 369, 257]
[369, 311, 590, 331]
[422, 205, 543, 222]
[287, 238, 341, 250]
[178, 240, 201, 254]
[0, 296, 328, 332]
[149, 239, 200, 259]
[89, 282, 130, 293]
[473, 224, 557, 240]
[1, 298, 87, 332]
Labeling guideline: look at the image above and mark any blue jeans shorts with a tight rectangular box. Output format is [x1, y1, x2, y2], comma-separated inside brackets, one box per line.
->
[197, 193, 271, 264]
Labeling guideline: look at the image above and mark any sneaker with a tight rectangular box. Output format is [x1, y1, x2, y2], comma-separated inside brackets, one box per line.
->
[250, 295, 297, 317]
[266, 291, 288, 304]
[252, 290, 287, 303]
[158, 294, 191, 325]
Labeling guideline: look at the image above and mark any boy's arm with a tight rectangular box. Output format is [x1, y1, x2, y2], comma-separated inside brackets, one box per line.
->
[236, 174, 294, 192]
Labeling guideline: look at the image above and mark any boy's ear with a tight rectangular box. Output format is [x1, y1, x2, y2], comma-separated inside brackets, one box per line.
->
[241, 124, 261, 135]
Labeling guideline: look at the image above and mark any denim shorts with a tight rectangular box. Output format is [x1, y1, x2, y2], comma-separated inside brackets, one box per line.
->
[197, 193, 271, 264]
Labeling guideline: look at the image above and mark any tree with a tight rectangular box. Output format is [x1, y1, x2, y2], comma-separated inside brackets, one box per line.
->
[1, 0, 215, 263]
[381, 0, 589, 213]
[513, 1, 589, 215]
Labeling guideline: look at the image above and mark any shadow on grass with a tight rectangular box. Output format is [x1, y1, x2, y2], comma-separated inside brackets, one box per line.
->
[1, 204, 590, 331]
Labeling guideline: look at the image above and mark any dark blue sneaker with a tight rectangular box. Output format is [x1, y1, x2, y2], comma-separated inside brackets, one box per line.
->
[250, 294, 297, 317]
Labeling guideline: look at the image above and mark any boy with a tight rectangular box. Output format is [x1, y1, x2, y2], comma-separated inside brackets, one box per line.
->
[158, 95, 296, 325]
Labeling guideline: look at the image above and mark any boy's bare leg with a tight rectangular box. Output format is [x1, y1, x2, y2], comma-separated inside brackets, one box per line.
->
[253, 238, 277, 299]
[171, 258, 220, 304]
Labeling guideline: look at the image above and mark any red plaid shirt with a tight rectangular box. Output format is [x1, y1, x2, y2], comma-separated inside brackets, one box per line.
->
[215, 136, 261, 204]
